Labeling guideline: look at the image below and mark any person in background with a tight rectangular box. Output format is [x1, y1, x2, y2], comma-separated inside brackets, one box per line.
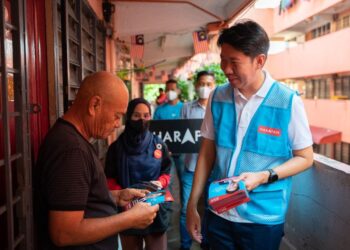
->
[153, 80, 184, 189]
[186, 20, 314, 250]
[156, 87, 167, 105]
[35, 72, 159, 250]
[105, 98, 172, 250]
[180, 71, 216, 250]
[154, 79, 183, 120]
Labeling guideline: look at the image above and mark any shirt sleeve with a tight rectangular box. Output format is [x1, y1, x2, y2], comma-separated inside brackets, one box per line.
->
[46, 148, 91, 211]
[160, 142, 172, 176]
[200, 92, 215, 140]
[288, 95, 313, 150]
[157, 142, 172, 188]
[181, 103, 188, 119]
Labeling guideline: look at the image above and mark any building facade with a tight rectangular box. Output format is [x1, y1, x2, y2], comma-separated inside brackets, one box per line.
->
[237, 0, 350, 164]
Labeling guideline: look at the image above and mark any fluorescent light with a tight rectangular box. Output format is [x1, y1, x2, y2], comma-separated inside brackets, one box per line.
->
[254, 0, 280, 9]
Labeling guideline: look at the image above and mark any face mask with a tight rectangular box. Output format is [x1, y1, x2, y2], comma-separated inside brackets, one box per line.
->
[198, 86, 212, 99]
[127, 119, 150, 134]
[166, 90, 178, 101]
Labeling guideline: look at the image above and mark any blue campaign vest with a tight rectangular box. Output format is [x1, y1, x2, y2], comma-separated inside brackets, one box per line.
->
[211, 82, 295, 225]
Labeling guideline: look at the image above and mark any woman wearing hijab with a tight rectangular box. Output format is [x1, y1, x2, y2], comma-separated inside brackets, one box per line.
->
[105, 98, 172, 250]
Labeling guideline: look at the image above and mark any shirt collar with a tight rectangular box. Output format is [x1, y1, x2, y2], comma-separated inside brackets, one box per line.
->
[234, 70, 275, 100]
[192, 100, 206, 109]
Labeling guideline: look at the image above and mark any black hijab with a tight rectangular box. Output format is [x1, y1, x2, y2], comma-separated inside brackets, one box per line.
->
[123, 98, 152, 149]
[116, 98, 153, 187]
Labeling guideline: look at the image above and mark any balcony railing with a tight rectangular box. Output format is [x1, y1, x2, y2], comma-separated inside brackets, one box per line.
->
[280, 154, 350, 250]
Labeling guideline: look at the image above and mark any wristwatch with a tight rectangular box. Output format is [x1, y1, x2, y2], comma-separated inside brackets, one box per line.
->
[267, 169, 279, 183]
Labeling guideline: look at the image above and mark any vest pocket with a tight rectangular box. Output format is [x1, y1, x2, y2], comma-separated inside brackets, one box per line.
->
[238, 181, 289, 224]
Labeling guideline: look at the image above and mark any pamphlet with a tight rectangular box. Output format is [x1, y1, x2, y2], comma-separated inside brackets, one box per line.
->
[208, 177, 250, 214]
[125, 189, 174, 210]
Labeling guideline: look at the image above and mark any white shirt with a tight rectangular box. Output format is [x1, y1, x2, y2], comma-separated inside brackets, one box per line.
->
[201, 71, 313, 222]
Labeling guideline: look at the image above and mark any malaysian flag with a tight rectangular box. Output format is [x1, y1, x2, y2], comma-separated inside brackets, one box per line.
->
[192, 30, 209, 54]
[130, 34, 144, 59]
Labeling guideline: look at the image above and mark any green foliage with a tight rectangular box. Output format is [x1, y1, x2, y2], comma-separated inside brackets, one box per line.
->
[175, 63, 227, 101]
[143, 83, 165, 104]
[116, 67, 146, 81]
[194, 63, 227, 86]
[178, 79, 191, 102]
[143, 63, 227, 103]
[116, 69, 130, 81]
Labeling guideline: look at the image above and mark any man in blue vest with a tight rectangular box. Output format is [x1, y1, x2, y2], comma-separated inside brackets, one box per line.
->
[186, 20, 314, 250]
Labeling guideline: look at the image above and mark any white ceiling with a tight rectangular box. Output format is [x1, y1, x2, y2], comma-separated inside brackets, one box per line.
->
[112, 0, 252, 78]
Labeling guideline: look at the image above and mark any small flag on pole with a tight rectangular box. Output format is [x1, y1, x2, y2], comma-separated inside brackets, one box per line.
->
[130, 34, 144, 59]
[161, 70, 168, 82]
[149, 65, 156, 82]
[192, 31, 209, 54]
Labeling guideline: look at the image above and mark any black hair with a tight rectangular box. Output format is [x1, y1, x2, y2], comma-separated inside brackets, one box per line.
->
[126, 98, 151, 121]
[159, 88, 164, 92]
[195, 71, 215, 83]
[165, 79, 178, 88]
[217, 19, 269, 58]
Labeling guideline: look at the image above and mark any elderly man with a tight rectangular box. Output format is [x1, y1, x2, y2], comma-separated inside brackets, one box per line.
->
[35, 71, 159, 249]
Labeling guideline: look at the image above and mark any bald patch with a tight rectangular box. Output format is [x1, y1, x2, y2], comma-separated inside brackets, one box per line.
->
[75, 71, 129, 110]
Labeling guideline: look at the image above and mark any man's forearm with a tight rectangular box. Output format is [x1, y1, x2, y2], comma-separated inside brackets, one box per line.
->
[273, 146, 314, 180]
[188, 138, 216, 206]
[49, 210, 134, 247]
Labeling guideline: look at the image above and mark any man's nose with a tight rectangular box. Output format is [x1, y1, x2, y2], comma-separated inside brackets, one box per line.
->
[221, 62, 232, 74]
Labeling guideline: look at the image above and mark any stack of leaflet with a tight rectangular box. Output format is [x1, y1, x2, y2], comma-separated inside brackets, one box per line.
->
[208, 177, 250, 214]
[125, 189, 174, 210]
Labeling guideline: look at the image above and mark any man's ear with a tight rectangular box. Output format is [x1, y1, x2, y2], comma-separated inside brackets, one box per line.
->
[255, 54, 267, 69]
[88, 95, 102, 116]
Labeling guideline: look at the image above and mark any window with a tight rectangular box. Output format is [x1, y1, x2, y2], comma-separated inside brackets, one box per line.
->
[343, 77, 350, 97]
[305, 78, 330, 99]
[55, 0, 106, 115]
[1, 1, 32, 249]
[310, 22, 331, 39]
[333, 76, 350, 98]
[335, 14, 350, 31]
[343, 15, 350, 29]
[334, 142, 350, 165]
[305, 80, 314, 99]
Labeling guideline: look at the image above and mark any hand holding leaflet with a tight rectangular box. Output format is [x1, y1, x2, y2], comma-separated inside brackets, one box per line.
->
[124, 182, 174, 210]
[208, 177, 250, 214]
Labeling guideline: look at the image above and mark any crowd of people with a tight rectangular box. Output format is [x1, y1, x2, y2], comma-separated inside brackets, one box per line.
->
[35, 20, 313, 250]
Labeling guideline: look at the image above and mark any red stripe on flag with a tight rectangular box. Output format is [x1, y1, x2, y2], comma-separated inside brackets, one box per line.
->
[192, 31, 209, 54]
[130, 35, 144, 59]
